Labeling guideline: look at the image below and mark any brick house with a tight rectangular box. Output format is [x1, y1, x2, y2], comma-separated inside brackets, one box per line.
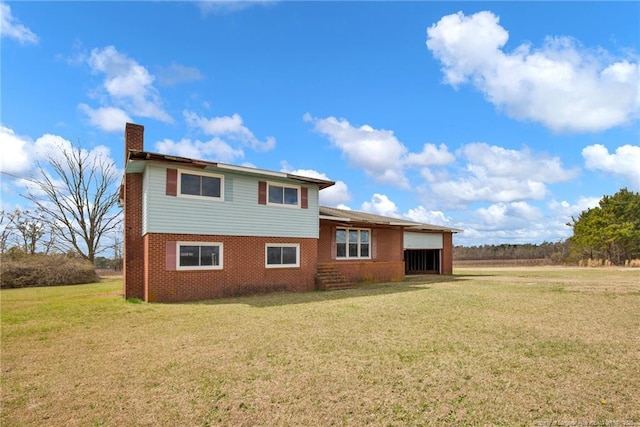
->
[122, 123, 460, 302]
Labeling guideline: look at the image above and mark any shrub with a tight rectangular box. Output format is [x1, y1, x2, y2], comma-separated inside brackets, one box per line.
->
[0, 254, 99, 288]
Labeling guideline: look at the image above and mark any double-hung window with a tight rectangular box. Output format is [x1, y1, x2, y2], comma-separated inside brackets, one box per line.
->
[179, 171, 223, 200]
[177, 242, 223, 270]
[268, 183, 299, 207]
[265, 244, 300, 268]
[336, 228, 370, 259]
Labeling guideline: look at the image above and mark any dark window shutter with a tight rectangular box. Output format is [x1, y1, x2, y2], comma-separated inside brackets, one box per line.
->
[371, 229, 376, 260]
[166, 169, 177, 196]
[258, 181, 267, 205]
[330, 226, 337, 259]
[166, 241, 176, 271]
[301, 187, 308, 209]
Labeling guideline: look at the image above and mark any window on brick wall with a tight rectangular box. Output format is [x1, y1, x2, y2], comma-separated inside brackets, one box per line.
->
[177, 242, 223, 270]
[178, 170, 223, 200]
[265, 244, 299, 268]
[336, 228, 370, 259]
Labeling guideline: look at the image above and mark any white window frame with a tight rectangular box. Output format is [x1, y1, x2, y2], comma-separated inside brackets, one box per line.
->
[177, 169, 224, 201]
[336, 228, 371, 260]
[176, 242, 224, 270]
[265, 243, 300, 268]
[266, 182, 300, 208]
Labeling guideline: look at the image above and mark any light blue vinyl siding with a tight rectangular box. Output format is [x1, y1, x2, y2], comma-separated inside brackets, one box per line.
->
[144, 164, 320, 238]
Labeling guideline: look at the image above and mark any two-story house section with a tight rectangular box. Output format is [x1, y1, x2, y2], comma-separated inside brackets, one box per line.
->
[122, 123, 335, 302]
[122, 123, 461, 302]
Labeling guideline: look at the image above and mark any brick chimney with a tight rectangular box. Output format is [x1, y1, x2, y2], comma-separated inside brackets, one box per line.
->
[125, 122, 144, 157]
[123, 123, 145, 300]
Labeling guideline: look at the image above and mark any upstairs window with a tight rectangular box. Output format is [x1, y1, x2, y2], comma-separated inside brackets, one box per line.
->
[336, 228, 370, 259]
[178, 171, 223, 199]
[268, 183, 299, 207]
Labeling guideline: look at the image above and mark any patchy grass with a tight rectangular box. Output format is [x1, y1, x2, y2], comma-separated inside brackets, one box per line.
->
[2, 268, 639, 426]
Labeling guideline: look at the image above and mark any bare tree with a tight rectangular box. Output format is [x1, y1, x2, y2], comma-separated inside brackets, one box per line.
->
[13, 210, 45, 255]
[0, 209, 19, 253]
[24, 144, 122, 262]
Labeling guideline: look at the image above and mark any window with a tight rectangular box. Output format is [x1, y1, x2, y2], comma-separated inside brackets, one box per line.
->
[177, 242, 223, 270]
[178, 171, 223, 199]
[336, 228, 370, 259]
[265, 244, 300, 268]
[268, 183, 299, 207]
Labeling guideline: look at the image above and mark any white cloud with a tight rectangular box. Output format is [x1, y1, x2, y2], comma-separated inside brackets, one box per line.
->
[0, 2, 38, 45]
[184, 111, 275, 152]
[83, 46, 172, 125]
[430, 143, 576, 207]
[155, 63, 204, 86]
[548, 196, 600, 219]
[476, 201, 542, 226]
[0, 126, 32, 174]
[405, 143, 455, 167]
[78, 104, 132, 133]
[462, 143, 576, 182]
[360, 194, 401, 218]
[404, 206, 451, 226]
[283, 167, 351, 207]
[582, 144, 640, 190]
[305, 114, 407, 187]
[306, 114, 454, 188]
[426, 10, 640, 133]
[154, 138, 244, 163]
[454, 201, 562, 245]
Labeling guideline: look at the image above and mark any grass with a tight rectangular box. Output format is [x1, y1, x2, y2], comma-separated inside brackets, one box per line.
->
[1, 268, 639, 426]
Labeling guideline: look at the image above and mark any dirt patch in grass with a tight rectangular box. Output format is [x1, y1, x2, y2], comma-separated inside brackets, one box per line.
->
[2, 268, 639, 426]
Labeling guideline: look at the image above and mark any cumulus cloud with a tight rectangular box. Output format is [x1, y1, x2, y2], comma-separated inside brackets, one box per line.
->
[305, 114, 455, 188]
[548, 196, 600, 219]
[0, 126, 32, 174]
[78, 104, 132, 133]
[454, 201, 564, 245]
[360, 194, 402, 218]
[582, 144, 640, 190]
[476, 201, 542, 227]
[184, 111, 275, 152]
[81, 46, 172, 129]
[0, 2, 38, 45]
[155, 63, 204, 86]
[430, 143, 576, 207]
[154, 138, 244, 164]
[280, 165, 351, 207]
[404, 206, 451, 226]
[0, 125, 118, 205]
[426, 10, 640, 132]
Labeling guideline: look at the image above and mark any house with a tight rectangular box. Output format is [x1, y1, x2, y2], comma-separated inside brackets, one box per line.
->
[122, 123, 460, 302]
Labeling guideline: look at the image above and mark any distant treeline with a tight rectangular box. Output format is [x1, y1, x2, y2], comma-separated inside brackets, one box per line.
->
[454, 241, 568, 261]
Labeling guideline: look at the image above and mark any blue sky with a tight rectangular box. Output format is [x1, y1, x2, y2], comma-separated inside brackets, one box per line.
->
[1, 1, 639, 246]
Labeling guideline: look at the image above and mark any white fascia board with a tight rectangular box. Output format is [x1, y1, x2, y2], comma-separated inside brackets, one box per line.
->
[319, 215, 352, 222]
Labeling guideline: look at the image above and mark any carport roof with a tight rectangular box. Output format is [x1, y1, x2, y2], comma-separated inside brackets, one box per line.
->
[319, 206, 462, 233]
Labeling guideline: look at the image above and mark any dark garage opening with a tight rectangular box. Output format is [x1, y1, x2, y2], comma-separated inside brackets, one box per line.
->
[405, 249, 440, 274]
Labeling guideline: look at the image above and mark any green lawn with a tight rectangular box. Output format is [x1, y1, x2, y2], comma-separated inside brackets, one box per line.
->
[2, 267, 639, 426]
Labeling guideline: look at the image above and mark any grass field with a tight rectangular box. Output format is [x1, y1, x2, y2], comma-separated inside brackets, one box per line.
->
[2, 267, 639, 426]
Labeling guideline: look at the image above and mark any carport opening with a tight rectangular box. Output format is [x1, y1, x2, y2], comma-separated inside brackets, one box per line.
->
[405, 249, 440, 274]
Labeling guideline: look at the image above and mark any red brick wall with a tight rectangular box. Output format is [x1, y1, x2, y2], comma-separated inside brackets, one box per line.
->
[318, 220, 405, 283]
[123, 123, 145, 300]
[144, 234, 318, 302]
[442, 232, 453, 274]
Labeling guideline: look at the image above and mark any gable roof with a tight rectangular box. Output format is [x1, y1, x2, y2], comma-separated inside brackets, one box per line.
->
[125, 149, 335, 189]
[319, 206, 462, 233]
